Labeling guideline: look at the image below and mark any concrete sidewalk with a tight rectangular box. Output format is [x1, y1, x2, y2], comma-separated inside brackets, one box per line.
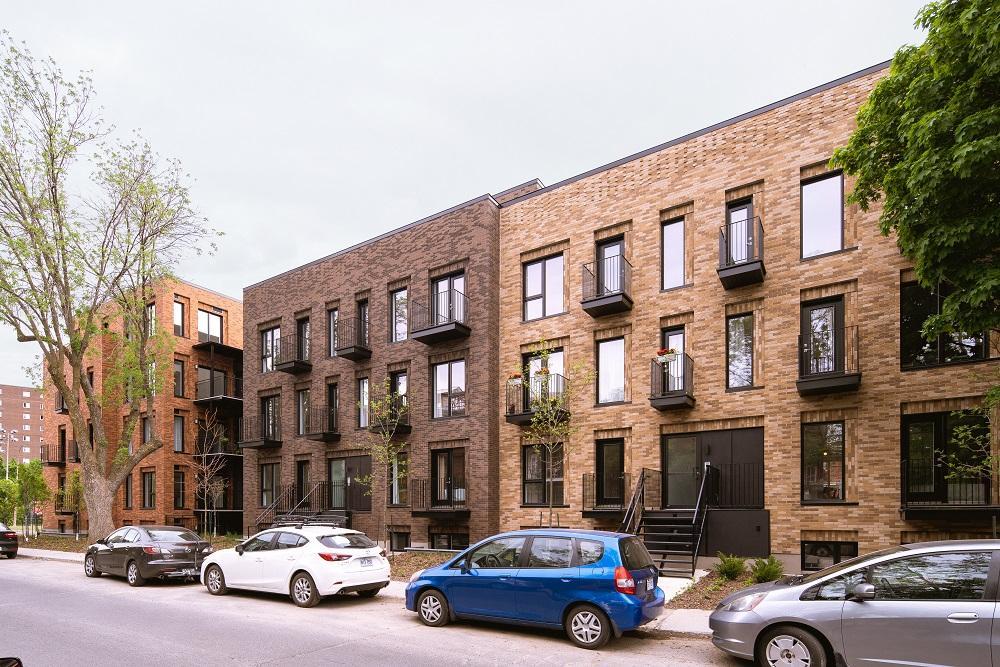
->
[17, 547, 85, 563]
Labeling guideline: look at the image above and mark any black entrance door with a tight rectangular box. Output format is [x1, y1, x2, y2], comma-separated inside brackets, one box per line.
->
[295, 460, 310, 509]
[328, 455, 371, 511]
[596, 439, 625, 506]
[432, 448, 466, 507]
[661, 428, 764, 508]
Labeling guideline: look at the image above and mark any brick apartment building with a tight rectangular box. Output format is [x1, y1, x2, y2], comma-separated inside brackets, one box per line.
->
[498, 61, 998, 573]
[41, 279, 244, 536]
[239, 184, 539, 550]
[0, 384, 45, 466]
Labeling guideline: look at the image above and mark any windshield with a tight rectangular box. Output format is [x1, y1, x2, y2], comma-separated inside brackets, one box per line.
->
[798, 546, 907, 584]
[318, 534, 376, 549]
[148, 529, 201, 542]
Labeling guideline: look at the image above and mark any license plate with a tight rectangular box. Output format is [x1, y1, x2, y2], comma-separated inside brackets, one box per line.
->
[182, 569, 197, 576]
[359, 558, 373, 568]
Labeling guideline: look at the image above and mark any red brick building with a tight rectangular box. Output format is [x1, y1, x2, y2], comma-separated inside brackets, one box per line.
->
[0, 384, 45, 468]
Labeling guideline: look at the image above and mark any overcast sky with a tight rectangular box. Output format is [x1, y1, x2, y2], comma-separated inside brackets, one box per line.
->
[1, 0, 926, 386]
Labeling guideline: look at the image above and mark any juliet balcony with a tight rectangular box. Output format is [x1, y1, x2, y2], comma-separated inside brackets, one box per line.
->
[42, 443, 66, 466]
[238, 415, 282, 449]
[410, 476, 470, 520]
[304, 404, 340, 443]
[649, 354, 695, 410]
[718, 216, 765, 289]
[797, 325, 861, 396]
[581, 255, 633, 317]
[505, 373, 569, 426]
[274, 332, 312, 374]
[409, 288, 471, 344]
[334, 317, 371, 361]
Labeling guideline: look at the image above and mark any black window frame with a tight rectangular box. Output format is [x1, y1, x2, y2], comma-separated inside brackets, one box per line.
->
[296, 317, 310, 361]
[173, 301, 185, 337]
[173, 359, 185, 398]
[800, 171, 845, 260]
[726, 312, 754, 390]
[431, 359, 466, 419]
[521, 443, 564, 506]
[357, 377, 369, 428]
[522, 253, 565, 322]
[123, 473, 133, 509]
[260, 462, 279, 507]
[197, 309, 223, 344]
[388, 451, 408, 506]
[327, 307, 339, 356]
[141, 470, 156, 509]
[357, 299, 369, 346]
[661, 216, 686, 290]
[596, 337, 626, 405]
[430, 532, 470, 551]
[800, 540, 858, 572]
[900, 281, 988, 370]
[296, 388, 310, 436]
[801, 421, 846, 503]
[173, 414, 184, 453]
[390, 287, 408, 343]
[173, 466, 185, 509]
[800, 297, 845, 376]
[389, 531, 410, 552]
[260, 326, 280, 373]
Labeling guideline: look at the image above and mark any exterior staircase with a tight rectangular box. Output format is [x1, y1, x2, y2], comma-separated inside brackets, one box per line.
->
[253, 482, 350, 534]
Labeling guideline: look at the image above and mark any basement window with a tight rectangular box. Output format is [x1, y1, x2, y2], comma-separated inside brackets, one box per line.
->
[801, 540, 858, 571]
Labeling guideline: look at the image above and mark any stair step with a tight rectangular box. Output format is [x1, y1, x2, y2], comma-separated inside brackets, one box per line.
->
[659, 569, 695, 578]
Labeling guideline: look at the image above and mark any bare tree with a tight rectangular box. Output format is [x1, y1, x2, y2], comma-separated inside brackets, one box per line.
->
[193, 409, 229, 537]
[0, 34, 215, 538]
[357, 380, 408, 547]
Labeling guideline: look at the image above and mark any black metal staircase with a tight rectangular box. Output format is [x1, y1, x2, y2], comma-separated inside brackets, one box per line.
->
[254, 482, 349, 533]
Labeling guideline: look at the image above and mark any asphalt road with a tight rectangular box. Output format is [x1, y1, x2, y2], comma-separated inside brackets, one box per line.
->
[0, 558, 746, 666]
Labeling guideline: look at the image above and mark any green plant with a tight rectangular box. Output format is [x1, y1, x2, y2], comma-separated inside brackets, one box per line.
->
[749, 555, 784, 583]
[714, 552, 747, 580]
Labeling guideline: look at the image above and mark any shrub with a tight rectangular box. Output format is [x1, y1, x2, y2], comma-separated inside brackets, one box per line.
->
[749, 555, 784, 583]
[714, 552, 747, 580]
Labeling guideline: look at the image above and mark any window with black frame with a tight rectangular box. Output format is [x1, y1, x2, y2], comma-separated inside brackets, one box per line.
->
[523, 254, 564, 321]
[801, 422, 845, 502]
[141, 470, 156, 509]
[726, 313, 753, 389]
[801, 541, 858, 571]
[801, 172, 844, 258]
[522, 444, 563, 505]
[900, 282, 987, 368]
[260, 326, 279, 372]
[173, 466, 185, 509]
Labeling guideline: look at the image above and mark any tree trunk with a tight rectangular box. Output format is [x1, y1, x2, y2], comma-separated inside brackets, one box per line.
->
[82, 476, 117, 540]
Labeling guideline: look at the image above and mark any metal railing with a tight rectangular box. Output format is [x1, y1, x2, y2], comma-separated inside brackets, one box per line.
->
[254, 485, 295, 530]
[410, 288, 469, 332]
[582, 255, 633, 301]
[619, 468, 662, 533]
[275, 332, 310, 365]
[690, 463, 718, 569]
[411, 476, 468, 511]
[719, 216, 764, 268]
[799, 325, 860, 378]
[505, 373, 568, 417]
[582, 471, 633, 512]
[901, 459, 992, 507]
[42, 444, 66, 465]
[196, 376, 243, 400]
[335, 316, 369, 350]
[305, 404, 339, 436]
[650, 355, 694, 398]
[240, 414, 281, 443]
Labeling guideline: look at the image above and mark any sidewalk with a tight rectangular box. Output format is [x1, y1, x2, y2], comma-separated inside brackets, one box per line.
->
[17, 547, 85, 563]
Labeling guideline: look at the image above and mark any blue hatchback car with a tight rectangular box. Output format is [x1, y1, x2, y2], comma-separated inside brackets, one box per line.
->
[405, 529, 665, 649]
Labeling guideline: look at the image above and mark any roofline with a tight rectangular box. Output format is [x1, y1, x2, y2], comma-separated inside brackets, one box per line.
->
[171, 276, 242, 304]
[492, 178, 544, 199]
[500, 60, 892, 208]
[245, 193, 500, 290]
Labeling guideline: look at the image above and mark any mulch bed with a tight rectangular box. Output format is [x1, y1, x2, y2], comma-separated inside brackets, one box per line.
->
[665, 572, 755, 610]
[388, 550, 454, 582]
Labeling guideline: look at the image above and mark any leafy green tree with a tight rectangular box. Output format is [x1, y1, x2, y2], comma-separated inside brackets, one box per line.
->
[357, 381, 409, 546]
[0, 478, 16, 525]
[15, 459, 51, 538]
[60, 470, 86, 540]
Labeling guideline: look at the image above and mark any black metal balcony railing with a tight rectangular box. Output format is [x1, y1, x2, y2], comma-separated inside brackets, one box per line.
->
[582, 472, 633, 512]
[239, 415, 281, 444]
[275, 332, 310, 366]
[410, 288, 470, 332]
[650, 355, 694, 397]
[196, 376, 243, 400]
[719, 216, 764, 268]
[305, 404, 339, 437]
[67, 440, 80, 463]
[505, 373, 568, 418]
[582, 255, 633, 302]
[42, 444, 66, 465]
[799, 325, 860, 377]
[334, 317, 371, 360]
[411, 476, 468, 512]
[901, 459, 992, 507]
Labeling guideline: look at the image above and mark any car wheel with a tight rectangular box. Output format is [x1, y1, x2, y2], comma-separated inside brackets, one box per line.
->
[565, 604, 611, 650]
[84, 554, 101, 577]
[205, 565, 227, 595]
[757, 625, 827, 667]
[6, 552, 15, 559]
[289, 572, 320, 608]
[357, 587, 380, 598]
[417, 589, 450, 627]
[126, 560, 146, 587]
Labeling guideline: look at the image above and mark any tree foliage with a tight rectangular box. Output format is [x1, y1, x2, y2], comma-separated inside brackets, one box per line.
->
[356, 381, 409, 546]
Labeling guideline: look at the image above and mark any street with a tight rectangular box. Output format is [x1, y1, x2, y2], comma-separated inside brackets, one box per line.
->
[0, 559, 744, 666]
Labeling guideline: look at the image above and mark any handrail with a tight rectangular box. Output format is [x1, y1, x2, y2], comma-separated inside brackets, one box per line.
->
[285, 481, 324, 517]
[618, 471, 646, 533]
[254, 485, 295, 529]
[690, 462, 715, 573]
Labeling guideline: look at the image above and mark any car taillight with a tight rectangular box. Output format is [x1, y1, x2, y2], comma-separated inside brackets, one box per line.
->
[614, 565, 636, 595]
[318, 553, 351, 562]
[142, 546, 162, 555]
[2, 532, 15, 539]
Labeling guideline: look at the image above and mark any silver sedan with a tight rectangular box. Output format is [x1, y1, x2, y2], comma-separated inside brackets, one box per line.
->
[710, 539, 1000, 667]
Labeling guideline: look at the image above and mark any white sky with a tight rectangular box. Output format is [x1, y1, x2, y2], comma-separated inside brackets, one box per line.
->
[0, 0, 927, 386]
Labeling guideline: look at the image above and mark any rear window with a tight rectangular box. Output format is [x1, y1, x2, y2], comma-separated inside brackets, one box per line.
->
[318, 534, 376, 549]
[148, 529, 200, 542]
[618, 536, 654, 570]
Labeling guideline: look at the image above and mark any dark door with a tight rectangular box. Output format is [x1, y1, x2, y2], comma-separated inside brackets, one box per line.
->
[801, 298, 844, 375]
[726, 200, 753, 264]
[357, 300, 369, 345]
[296, 318, 310, 361]
[662, 428, 764, 509]
[596, 238, 624, 295]
[433, 273, 466, 324]
[295, 460, 310, 509]
[326, 383, 338, 432]
[432, 448, 466, 507]
[664, 435, 699, 507]
[328, 455, 371, 511]
[660, 327, 685, 392]
[596, 439, 625, 507]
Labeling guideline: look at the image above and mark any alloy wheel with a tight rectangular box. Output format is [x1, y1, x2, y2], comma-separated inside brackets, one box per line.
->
[293, 576, 312, 604]
[127, 563, 138, 584]
[84, 556, 94, 576]
[570, 610, 603, 645]
[420, 594, 442, 623]
[207, 568, 222, 593]
[765, 635, 812, 667]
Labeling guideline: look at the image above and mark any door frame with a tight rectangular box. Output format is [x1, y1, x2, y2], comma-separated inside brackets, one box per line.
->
[660, 428, 765, 509]
[595, 236, 624, 296]
[800, 297, 845, 375]
[595, 439, 625, 506]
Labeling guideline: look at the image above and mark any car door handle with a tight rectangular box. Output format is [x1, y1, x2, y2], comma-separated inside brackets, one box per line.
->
[948, 612, 979, 623]
[498, 576, 509, 581]
[560, 578, 573, 583]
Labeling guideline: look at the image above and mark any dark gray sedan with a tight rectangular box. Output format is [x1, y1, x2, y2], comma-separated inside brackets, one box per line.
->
[0, 522, 17, 559]
[710, 539, 1000, 667]
[84, 525, 211, 586]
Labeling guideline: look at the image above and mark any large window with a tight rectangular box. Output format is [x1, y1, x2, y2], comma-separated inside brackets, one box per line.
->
[523, 254, 564, 321]
[900, 282, 987, 368]
[661, 217, 685, 289]
[432, 359, 466, 418]
[197, 309, 223, 343]
[801, 422, 845, 502]
[389, 452, 408, 505]
[260, 463, 279, 506]
[296, 389, 309, 435]
[597, 338, 625, 404]
[173, 415, 184, 452]
[173, 466, 185, 509]
[173, 360, 184, 397]
[801, 172, 844, 258]
[260, 326, 280, 372]
[357, 378, 369, 428]
[522, 444, 563, 506]
[801, 298, 844, 375]
[726, 313, 754, 389]
[260, 395, 280, 440]
[391, 288, 408, 342]
[433, 273, 466, 324]
[903, 411, 990, 504]
[327, 308, 339, 355]
[141, 470, 156, 509]
[141, 416, 151, 444]
[173, 301, 185, 336]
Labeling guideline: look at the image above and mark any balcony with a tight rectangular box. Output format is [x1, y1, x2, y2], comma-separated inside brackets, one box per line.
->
[368, 397, 411, 437]
[42, 444, 66, 466]
[649, 355, 695, 410]
[718, 216, 765, 289]
[901, 459, 1000, 520]
[410, 477, 470, 519]
[193, 377, 243, 414]
[334, 317, 371, 361]
[797, 325, 861, 395]
[274, 333, 311, 374]
[192, 337, 244, 360]
[67, 440, 81, 463]
[238, 416, 282, 449]
[55, 394, 69, 415]
[409, 289, 471, 344]
[581, 255, 633, 317]
[505, 373, 568, 426]
[304, 404, 340, 443]
[582, 471, 632, 517]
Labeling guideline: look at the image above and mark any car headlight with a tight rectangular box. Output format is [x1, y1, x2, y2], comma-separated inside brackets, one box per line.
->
[409, 569, 425, 583]
[720, 592, 767, 612]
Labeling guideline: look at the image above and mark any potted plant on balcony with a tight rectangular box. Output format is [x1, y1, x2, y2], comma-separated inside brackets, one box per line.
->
[656, 348, 678, 364]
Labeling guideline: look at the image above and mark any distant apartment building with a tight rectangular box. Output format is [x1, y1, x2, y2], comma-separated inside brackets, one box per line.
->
[40, 279, 244, 536]
[0, 383, 45, 465]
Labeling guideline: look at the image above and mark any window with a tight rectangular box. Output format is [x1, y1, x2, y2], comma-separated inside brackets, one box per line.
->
[390, 370, 408, 408]
[801, 422, 845, 502]
[801, 541, 858, 572]
[173, 466, 185, 509]
[357, 300, 369, 346]
[144, 303, 156, 335]
[296, 317, 310, 361]
[275, 532, 308, 550]
[869, 552, 991, 600]
[903, 411, 990, 504]
[243, 533, 275, 552]
[597, 338, 625, 404]
[806, 569, 868, 601]
[432, 359, 466, 418]
[173, 301, 185, 336]
[326, 383, 339, 430]
[173, 415, 184, 452]
[619, 536, 655, 570]
[467, 536, 525, 568]
[390, 532, 410, 552]
[662, 217, 685, 289]
[801, 298, 844, 375]
[123, 474, 132, 509]
[390, 288, 408, 342]
[389, 452, 408, 505]
[260, 326, 280, 372]
[900, 282, 987, 368]
[357, 378, 369, 428]
[197, 309, 223, 343]
[327, 308, 339, 355]
[433, 273, 466, 324]
[141, 470, 156, 509]
[432, 533, 470, 551]
[319, 533, 377, 549]
[260, 396, 280, 440]
[801, 172, 844, 258]
[523, 254, 564, 321]
[578, 540, 604, 565]
[173, 360, 184, 397]
[522, 444, 563, 505]
[296, 389, 310, 435]
[726, 313, 754, 389]
[141, 416, 151, 444]
[526, 536, 573, 568]
[260, 463, 279, 506]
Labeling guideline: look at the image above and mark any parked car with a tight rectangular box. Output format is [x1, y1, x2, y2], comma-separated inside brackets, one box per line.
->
[405, 529, 664, 649]
[710, 539, 1000, 667]
[0, 523, 17, 559]
[200, 525, 390, 607]
[84, 525, 211, 586]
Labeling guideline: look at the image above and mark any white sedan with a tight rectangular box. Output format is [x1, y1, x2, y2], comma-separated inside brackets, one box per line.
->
[200, 525, 390, 607]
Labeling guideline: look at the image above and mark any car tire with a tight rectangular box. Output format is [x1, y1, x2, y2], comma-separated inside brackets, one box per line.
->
[205, 565, 227, 595]
[289, 572, 320, 608]
[757, 625, 827, 667]
[6, 552, 15, 559]
[564, 604, 611, 650]
[417, 589, 450, 627]
[126, 560, 146, 587]
[357, 587, 380, 598]
[84, 554, 101, 577]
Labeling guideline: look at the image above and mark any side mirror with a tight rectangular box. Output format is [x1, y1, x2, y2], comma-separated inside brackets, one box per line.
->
[460, 559, 470, 574]
[235, 544, 244, 555]
[851, 583, 875, 601]
[97, 537, 107, 546]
